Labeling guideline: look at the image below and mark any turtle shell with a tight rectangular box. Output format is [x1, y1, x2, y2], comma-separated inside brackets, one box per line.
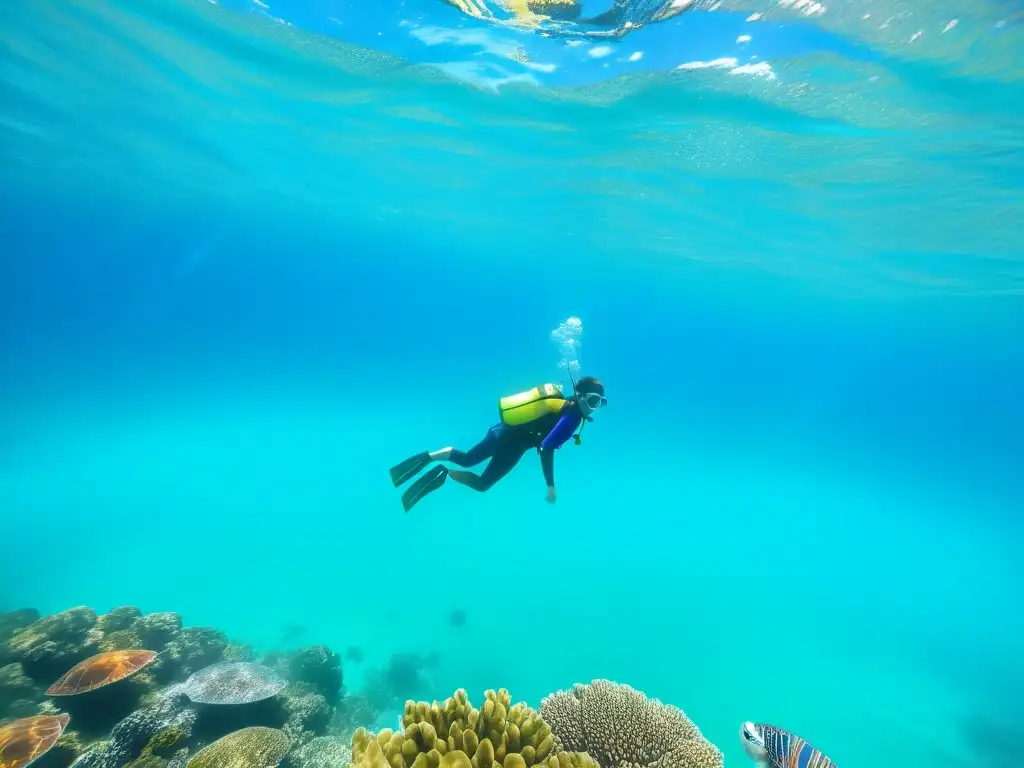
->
[186, 726, 290, 768]
[181, 661, 286, 705]
[46, 650, 158, 696]
[0, 713, 70, 768]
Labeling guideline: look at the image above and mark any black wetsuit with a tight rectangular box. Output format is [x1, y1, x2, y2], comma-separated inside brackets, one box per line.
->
[449, 400, 584, 491]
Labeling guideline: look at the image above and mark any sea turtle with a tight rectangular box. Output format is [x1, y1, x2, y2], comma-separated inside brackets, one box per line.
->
[180, 661, 286, 705]
[740, 721, 837, 768]
[186, 726, 290, 768]
[0, 713, 71, 768]
[46, 650, 158, 696]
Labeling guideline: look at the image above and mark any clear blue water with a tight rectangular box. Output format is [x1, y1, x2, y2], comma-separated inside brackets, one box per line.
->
[1, 0, 1022, 766]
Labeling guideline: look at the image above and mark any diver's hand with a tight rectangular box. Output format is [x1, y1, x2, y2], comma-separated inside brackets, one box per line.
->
[545, 486, 557, 504]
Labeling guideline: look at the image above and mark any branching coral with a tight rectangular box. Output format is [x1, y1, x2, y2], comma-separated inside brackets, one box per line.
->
[352, 688, 599, 768]
[539, 680, 723, 768]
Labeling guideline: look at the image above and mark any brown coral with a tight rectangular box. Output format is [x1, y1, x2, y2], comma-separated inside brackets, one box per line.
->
[539, 680, 722, 768]
[352, 689, 599, 768]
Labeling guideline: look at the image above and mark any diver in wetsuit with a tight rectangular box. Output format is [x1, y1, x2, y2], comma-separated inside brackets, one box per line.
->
[389, 375, 607, 513]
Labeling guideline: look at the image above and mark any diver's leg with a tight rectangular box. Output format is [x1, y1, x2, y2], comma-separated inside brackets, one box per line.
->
[449, 440, 528, 492]
[436, 427, 500, 467]
[393, 428, 498, 487]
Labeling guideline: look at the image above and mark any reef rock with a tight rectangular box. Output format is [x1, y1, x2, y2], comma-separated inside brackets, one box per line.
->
[0, 662, 44, 718]
[284, 735, 351, 768]
[280, 683, 332, 747]
[133, 612, 184, 651]
[0, 609, 40, 643]
[0, 607, 99, 684]
[70, 687, 196, 768]
[221, 643, 256, 663]
[266, 645, 343, 707]
[39, 722, 91, 767]
[330, 693, 379, 744]
[96, 607, 143, 634]
[86, 608, 146, 652]
[153, 628, 227, 684]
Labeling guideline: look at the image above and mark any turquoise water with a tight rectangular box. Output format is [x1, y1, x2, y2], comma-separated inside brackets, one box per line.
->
[1, 0, 1022, 766]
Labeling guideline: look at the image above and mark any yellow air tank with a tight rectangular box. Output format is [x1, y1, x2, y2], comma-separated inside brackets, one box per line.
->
[498, 383, 567, 426]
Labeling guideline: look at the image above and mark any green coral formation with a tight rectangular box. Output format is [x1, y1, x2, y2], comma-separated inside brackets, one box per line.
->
[352, 689, 598, 768]
[124, 725, 186, 768]
[96, 606, 144, 633]
[149, 725, 186, 751]
[0, 606, 98, 679]
[45, 724, 91, 765]
[97, 628, 147, 652]
[125, 755, 168, 768]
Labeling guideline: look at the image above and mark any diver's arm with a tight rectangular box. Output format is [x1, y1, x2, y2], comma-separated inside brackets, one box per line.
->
[539, 447, 556, 489]
[541, 413, 578, 452]
[538, 449, 557, 503]
[538, 413, 579, 498]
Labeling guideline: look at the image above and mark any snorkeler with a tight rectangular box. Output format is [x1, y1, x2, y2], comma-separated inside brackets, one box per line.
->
[389, 374, 607, 513]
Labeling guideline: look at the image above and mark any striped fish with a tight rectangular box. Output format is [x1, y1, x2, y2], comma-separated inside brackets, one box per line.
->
[740, 721, 837, 768]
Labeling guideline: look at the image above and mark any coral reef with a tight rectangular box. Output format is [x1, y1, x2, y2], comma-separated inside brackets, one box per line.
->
[265, 645, 343, 707]
[153, 628, 229, 685]
[69, 686, 198, 767]
[2, 609, 724, 768]
[0, 661, 40, 718]
[360, 651, 438, 716]
[0, 607, 99, 685]
[351, 688, 598, 768]
[0, 609, 41, 643]
[284, 736, 352, 768]
[331, 692, 380, 744]
[185, 725, 291, 768]
[539, 680, 723, 768]
[0, 607, 356, 768]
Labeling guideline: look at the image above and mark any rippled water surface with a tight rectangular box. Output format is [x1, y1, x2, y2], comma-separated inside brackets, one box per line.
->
[3, 0, 1023, 294]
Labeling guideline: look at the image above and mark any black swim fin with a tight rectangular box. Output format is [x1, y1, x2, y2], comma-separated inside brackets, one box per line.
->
[390, 451, 432, 487]
[401, 465, 448, 513]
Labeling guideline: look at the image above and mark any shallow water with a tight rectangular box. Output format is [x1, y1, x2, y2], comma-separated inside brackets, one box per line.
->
[1, 0, 1022, 767]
